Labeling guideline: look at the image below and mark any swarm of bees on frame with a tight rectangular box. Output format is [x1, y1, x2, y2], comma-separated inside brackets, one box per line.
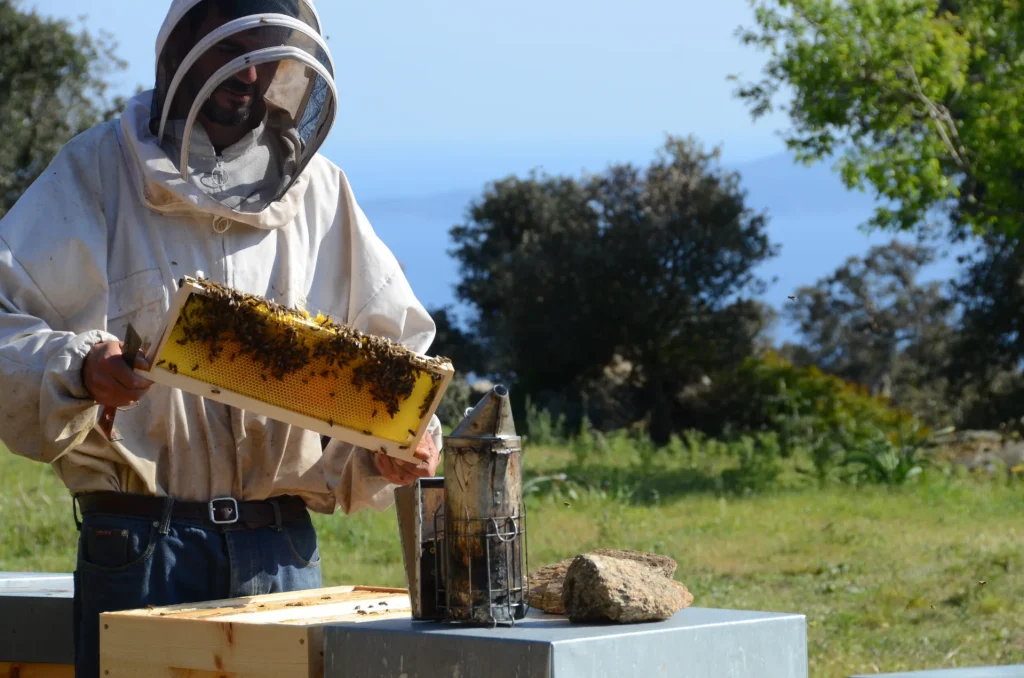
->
[170, 277, 450, 418]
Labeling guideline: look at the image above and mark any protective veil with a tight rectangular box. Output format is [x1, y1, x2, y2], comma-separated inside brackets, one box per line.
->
[151, 0, 336, 213]
[0, 0, 441, 515]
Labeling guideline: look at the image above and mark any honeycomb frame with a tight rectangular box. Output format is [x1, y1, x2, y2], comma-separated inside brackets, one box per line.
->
[136, 277, 455, 464]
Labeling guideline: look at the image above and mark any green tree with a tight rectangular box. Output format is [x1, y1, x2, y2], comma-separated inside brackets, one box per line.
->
[424, 306, 486, 376]
[733, 0, 1024, 241]
[449, 136, 779, 443]
[784, 240, 955, 424]
[942, 235, 1024, 430]
[424, 306, 486, 430]
[0, 0, 127, 216]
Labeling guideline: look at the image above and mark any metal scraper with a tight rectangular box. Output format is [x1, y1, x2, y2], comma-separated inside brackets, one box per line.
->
[97, 323, 143, 442]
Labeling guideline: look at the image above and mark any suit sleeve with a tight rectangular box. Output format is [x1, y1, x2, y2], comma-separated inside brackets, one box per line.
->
[0, 134, 117, 466]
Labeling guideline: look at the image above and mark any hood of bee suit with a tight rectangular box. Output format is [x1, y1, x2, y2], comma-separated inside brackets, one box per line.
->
[137, 0, 336, 223]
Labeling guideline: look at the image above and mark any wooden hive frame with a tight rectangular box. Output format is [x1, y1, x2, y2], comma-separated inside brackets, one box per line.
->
[138, 277, 455, 464]
[100, 585, 412, 677]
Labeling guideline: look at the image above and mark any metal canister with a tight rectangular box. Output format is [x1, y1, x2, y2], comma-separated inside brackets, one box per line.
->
[442, 384, 528, 625]
[395, 477, 445, 620]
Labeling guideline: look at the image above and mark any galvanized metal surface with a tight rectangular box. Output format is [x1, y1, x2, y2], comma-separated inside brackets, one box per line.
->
[849, 667, 1024, 677]
[0, 572, 75, 664]
[324, 606, 808, 678]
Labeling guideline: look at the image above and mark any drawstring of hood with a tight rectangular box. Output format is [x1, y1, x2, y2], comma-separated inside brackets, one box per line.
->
[116, 90, 314, 231]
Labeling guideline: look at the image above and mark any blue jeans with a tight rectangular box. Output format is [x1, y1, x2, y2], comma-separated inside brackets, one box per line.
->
[72, 499, 323, 678]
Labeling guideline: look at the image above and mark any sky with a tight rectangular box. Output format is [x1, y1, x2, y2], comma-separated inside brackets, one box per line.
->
[25, 0, 964, 343]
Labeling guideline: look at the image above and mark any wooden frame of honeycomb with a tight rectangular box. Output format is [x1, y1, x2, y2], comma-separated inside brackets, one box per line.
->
[136, 277, 454, 464]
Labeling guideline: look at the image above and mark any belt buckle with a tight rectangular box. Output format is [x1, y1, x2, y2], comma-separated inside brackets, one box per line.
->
[209, 497, 239, 525]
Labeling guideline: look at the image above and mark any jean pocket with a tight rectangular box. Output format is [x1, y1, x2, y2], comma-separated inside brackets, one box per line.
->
[282, 516, 322, 569]
[77, 516, 160, 574]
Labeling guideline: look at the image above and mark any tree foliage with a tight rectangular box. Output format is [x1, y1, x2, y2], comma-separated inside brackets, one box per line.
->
[733, 0, 1024, 240]
[0, 0, 127, 216]
[783, 240, 954, 423]
[448, 136, 779, 442]
[424, 306, 485, 374]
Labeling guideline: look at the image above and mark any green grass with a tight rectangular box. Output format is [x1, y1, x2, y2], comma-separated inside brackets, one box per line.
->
[2, 447, 1024, 676]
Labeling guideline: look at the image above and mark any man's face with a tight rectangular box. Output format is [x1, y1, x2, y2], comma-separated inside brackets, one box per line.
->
[185, 12, 281, 128]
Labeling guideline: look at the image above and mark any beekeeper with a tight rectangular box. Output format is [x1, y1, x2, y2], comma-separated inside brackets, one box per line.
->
[0, 1, 441, 676]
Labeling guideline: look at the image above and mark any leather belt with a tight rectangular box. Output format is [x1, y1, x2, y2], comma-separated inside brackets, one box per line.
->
[75, 491, 308, 529]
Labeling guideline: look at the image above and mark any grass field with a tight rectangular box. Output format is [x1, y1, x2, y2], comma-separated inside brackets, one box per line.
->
[2, 444, 1023, 677]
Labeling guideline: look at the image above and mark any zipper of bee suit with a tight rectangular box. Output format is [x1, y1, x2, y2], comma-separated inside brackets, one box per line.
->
[208, 200, 244, 494]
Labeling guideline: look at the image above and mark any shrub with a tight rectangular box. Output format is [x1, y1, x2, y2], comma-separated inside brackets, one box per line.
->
[840, 421, 930, 486]
[683, 352, 931, 484]
[721, 432, 784, 494]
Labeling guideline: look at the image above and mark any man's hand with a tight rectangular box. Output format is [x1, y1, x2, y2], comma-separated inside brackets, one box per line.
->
[374, 431, 440, 486]
[82, 340, 153, 408]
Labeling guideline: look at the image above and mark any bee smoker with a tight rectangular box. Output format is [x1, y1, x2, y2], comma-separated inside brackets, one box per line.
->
[395, 476, 445, 619]
[395, 384, 529, 627]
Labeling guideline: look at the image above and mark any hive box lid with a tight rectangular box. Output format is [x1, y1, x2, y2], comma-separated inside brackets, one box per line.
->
[324, 606, 808, 678]
[100, 585, 412, 678]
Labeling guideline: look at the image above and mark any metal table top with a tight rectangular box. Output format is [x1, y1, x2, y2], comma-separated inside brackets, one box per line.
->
[0, 571, 74, 592]
[849, 667, 1024, 678]
[0, 571, 75, 664]
[325, 606, 808, 678]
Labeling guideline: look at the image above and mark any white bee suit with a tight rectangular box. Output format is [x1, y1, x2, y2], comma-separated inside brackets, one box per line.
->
[0, 0, 441, 515]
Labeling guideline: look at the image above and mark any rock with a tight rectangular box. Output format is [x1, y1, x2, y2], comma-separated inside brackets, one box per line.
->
[528, 560, 573, 614]
[589, 548, 678, 579]
[562, 553, 694, 623]
[528, 549, 679, 616]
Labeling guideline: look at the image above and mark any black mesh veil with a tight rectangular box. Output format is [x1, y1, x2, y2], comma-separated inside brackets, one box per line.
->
[149, 0, 335, 208]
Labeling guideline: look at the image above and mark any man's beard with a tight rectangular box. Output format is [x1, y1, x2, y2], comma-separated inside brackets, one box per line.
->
[200, 78, 258, 126]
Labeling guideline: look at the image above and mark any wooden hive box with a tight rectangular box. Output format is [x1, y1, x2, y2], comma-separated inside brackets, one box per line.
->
[99, 585, 411, 677]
